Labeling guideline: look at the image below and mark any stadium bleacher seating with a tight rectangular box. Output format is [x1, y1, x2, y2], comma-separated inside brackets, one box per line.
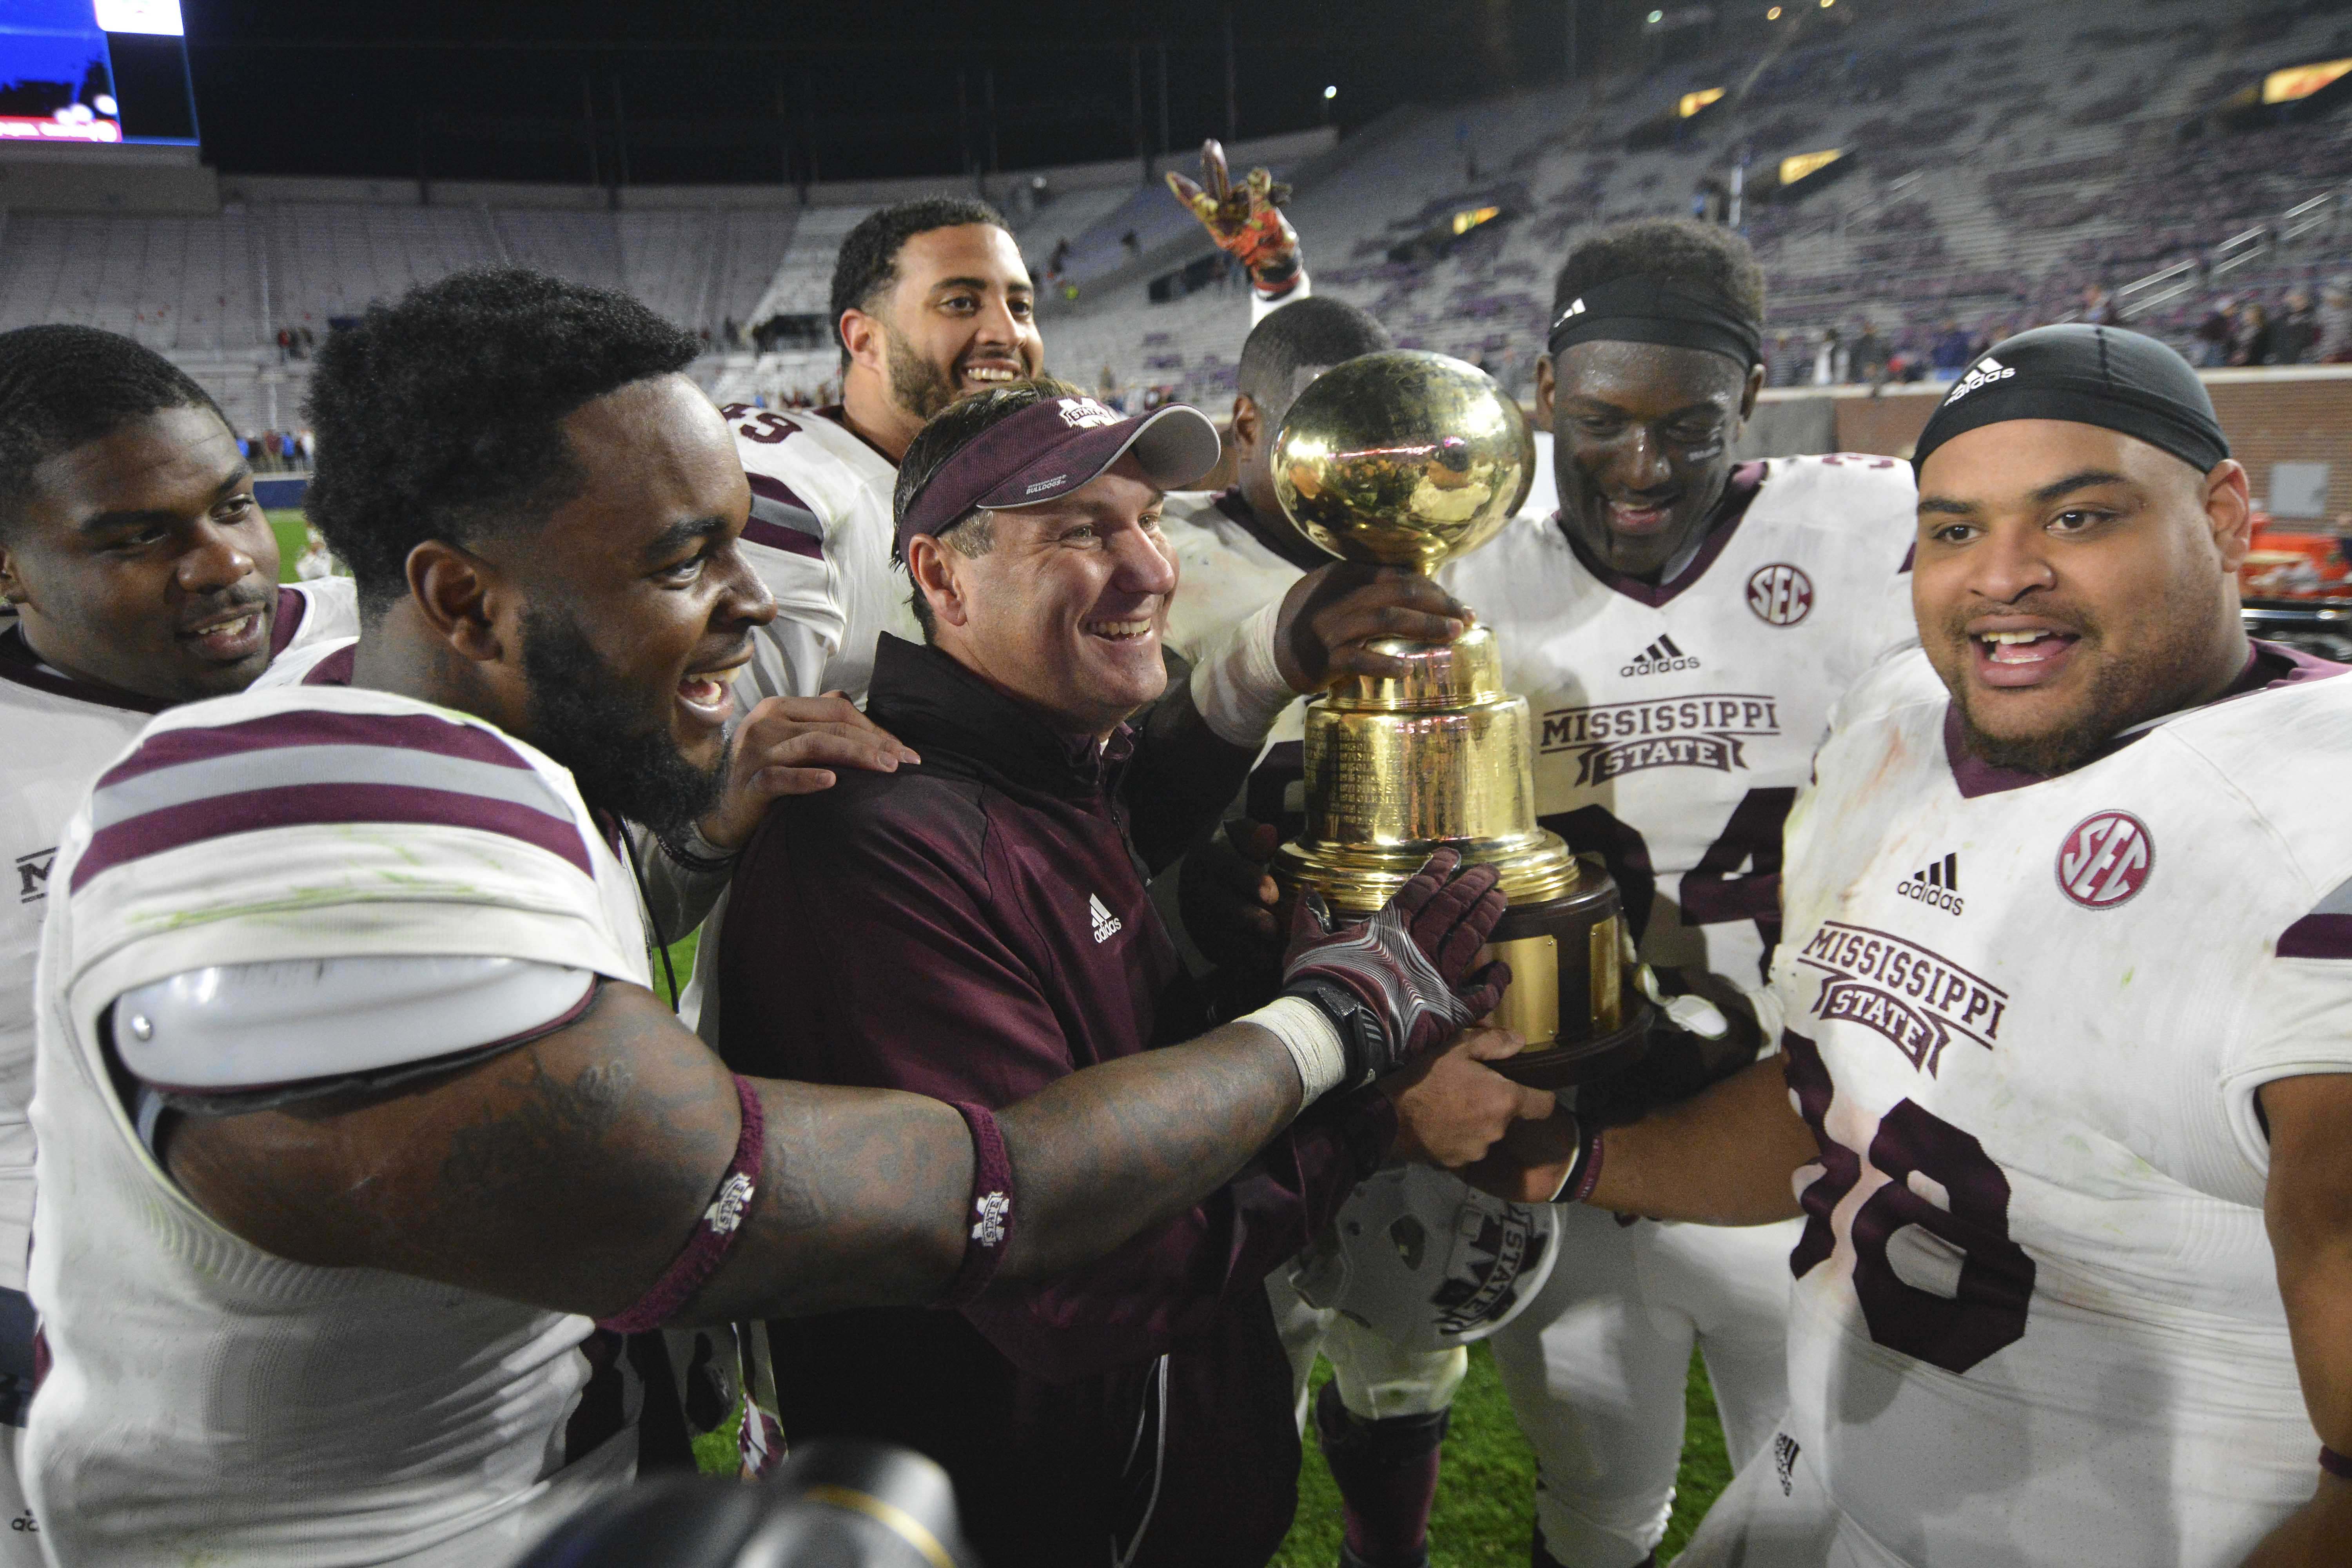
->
[1, 0, 2345, 437]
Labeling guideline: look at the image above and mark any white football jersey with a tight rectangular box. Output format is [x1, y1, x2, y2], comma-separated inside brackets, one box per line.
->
[0, 577, 356, 1296]
[1443, 455, 1916, 1017]
[720, 402, 920, 706]
[1750, 644, 2352, 1567]
[27, 679, 650, 1566]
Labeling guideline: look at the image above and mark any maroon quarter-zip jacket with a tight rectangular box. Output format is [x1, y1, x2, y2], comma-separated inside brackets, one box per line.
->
[717, 633, 1396, 1567]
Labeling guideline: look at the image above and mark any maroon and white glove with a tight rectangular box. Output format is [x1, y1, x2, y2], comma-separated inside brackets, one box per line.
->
[1280, 849, 1511, 1089]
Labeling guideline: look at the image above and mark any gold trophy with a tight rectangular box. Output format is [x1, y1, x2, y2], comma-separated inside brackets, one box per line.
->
[1270, 351, 1647, 1089]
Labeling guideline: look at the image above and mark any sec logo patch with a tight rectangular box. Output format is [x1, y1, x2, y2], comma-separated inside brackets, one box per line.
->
[1746, 563, 1813, 626]
[2056, 811, 2152, 909]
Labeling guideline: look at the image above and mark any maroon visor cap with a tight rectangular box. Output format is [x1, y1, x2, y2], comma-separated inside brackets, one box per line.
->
[894, 395, 1222, 557]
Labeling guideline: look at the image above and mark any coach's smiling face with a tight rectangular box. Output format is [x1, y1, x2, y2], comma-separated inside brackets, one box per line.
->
[909, 455, 1178, 742]
[1913, 419, 2252, 776]
[407, 373, 775, 836]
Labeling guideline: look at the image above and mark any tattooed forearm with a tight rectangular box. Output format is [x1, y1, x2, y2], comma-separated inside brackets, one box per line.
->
[993, 1020, 1301, 1278]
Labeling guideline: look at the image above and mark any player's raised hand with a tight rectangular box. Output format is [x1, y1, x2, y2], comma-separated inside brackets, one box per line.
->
[1165, 138, 1302, 288]
[696, 691, 921, 850]
[1274, 559, 1474, 690]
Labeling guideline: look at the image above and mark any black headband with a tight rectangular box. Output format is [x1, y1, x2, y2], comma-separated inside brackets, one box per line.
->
[1545, 275, 1762, 370]
[1913, 325, 2229, 477]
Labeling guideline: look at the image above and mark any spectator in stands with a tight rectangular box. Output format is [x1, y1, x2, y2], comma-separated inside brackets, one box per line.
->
[1812, 326, 1844, 386]
[1931, 319, 1972, 379]
[1049, 236, 1072, 278]
[2193, 299, 2237, 367]
[2231, 301, 2276, 366]
[2277, 289, 2319, 364]
[2081, 285, 2118, 326]
[2319, 278, 2352, 362]
[1851, 321, 1888, 385]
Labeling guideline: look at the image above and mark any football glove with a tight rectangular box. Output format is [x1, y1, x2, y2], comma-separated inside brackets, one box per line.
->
[1165, 138, 1303, 292]
[1280, 848, 1510, 1088]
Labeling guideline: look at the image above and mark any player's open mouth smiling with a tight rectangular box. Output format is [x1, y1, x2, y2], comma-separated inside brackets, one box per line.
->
[959, 357, 1024, 388]
[1604, 495, 1677, 535]
[180, 603, 267, 661]
[1969, 621, 2080, 687]
[676, 656, 749, 723]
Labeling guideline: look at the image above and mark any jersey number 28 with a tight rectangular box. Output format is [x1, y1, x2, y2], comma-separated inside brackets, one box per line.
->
[1783, 1031, 2038, 1375]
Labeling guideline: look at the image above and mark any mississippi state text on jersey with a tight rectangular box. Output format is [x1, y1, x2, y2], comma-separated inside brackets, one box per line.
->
[722, 403, 920, 705]
[25, 679, 650, 1566]
[1442, 454, 1916, 1016]
[1733, 643, 2352, 1568]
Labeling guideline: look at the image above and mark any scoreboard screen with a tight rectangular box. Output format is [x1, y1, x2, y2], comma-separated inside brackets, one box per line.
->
[0, 0, 196, 147]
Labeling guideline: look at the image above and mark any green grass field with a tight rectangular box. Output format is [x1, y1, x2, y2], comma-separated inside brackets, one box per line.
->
[1275, 1344, 1730, 1566]
[266, 508, 310, 582]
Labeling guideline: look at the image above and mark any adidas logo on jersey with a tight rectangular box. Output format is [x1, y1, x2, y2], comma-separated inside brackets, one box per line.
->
[1620, 634, 1700, 677]
[1895, 851, 1964, 915]
[1089, 893, 1123, 943]
[1944, 356, 2014, 404]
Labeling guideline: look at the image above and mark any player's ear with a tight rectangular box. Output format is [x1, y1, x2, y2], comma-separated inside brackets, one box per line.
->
[1534, 355, 1557, 425]
[2203, 458, 2254, 573]
[407, 539, 504, 664]
[839, 309, 886, 377]
[905, 534, 972, 635]
[0, 541, 24, 610]
[1739, 361, 1765, 425]
[1230, 395, 1261, 458]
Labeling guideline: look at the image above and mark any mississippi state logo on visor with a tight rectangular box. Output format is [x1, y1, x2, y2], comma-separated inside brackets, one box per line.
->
[1746, 563, 1813, 626]
[2056, 811, 2152, 909]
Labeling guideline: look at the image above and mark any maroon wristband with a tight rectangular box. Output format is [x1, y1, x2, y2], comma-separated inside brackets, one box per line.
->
[939, 1100, 1016, 1308]
[1564, 1123, 1606, 1206]
[2323, 1445, 2352, 1481]
[597, 1075, 765, 1334]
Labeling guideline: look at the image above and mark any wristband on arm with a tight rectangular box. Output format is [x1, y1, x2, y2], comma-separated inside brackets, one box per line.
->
[598, 1075, 764, 1334]
[1547, 1111, 1607, 1206]
[1189, 601, 1293, 746]
[938, 1100, 1018, 1308]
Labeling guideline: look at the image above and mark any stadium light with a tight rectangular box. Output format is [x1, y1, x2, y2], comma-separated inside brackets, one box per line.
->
[1767, 4, 1782, 15]
[1647, 9, 1664, 21]
[1324, 84, 1338, 99]
[1818, 0, 1833, 7]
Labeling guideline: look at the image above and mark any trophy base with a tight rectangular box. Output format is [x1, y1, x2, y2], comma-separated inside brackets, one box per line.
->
[1275, 835, 1649, 1087]
[1494, 1004, 1653, 1091]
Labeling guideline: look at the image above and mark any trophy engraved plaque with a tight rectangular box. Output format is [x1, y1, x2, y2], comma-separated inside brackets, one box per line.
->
[1270, 350, 1647, 1088]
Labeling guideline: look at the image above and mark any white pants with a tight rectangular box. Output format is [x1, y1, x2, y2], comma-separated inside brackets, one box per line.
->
[0, 1428, 41, 1568]
[1265, 1272, 1467, 1430]
[1487, 1210, 1801, 1568]
[1673, 1428, 1906, 1568]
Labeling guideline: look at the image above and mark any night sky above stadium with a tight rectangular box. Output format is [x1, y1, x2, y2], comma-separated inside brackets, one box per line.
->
[182, 0, 1620, 185]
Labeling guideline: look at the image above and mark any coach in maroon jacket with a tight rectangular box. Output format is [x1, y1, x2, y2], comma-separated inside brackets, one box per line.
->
[717, 380, 1550, 1566]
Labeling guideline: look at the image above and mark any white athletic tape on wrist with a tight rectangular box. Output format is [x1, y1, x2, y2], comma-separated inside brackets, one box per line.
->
[1190, 601, 1294, 746]
[1245, 993, 1349, 1103]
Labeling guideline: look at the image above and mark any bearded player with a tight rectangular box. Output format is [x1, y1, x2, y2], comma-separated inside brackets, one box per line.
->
[1481, 325, 2352, 1567]
[22, 269, 1514, 1566]
[727, 142, 1310, 710]
[0, 325, 359, 1557]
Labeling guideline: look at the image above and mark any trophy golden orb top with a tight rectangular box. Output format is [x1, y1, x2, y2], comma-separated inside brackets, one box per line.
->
[1270, 350, 1537, 573]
